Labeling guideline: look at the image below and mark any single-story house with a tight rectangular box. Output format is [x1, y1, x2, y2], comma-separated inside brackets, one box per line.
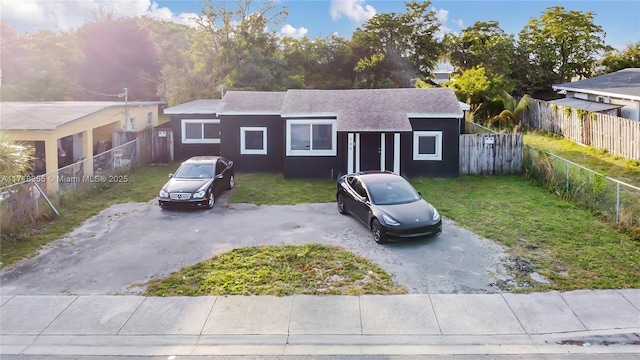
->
[552, 68, 640, 120]
[165, 88, 464, 178]
[0, 101, 163, 191]
[429, 61, 455, 86]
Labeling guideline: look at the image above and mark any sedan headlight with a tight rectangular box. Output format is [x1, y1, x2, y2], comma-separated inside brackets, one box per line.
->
[382, 214, 400, 226]
[432, 208, 441, 221]
[159, 189, 169, 198]
[193, 190, 206, 199]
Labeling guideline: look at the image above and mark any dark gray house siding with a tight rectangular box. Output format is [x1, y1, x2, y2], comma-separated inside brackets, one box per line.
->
[219, 115, 284, 173]
[170, 114, 221, 161]
[284, 156, 338, 179]
[401, 118, 460, 177]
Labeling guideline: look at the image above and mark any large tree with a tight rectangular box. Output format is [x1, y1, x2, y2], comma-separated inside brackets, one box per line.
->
[194, 0, 288, 91]
[445, 21, 515, 78]
[517, 6, 610, 93]
[281, 35, 357, 89]
[75, 17, 161, 101]
[350, 0, 443, 88]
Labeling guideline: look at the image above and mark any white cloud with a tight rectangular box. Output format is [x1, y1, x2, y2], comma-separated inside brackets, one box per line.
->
[453, 18, 464, 29]
[329, 0, 376, 23]
[432, 7, 453, 39]
[280, 24, 308, 39]
[1, 0, 200, 33]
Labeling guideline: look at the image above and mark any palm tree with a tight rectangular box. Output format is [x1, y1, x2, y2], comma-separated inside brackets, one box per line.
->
[476, 92, 531, 131]
[0, 132, 33, 188]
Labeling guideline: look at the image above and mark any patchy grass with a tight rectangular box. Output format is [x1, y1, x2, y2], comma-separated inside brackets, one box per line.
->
[229, 173, 336, 205]
[144, 243, 407, 296]
[524, 129, 640, 185]
[411, 175, 640, 291]
[0, 164, 174, 268]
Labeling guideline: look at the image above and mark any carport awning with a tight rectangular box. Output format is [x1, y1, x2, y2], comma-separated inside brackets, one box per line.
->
[549, 97, 623, 112]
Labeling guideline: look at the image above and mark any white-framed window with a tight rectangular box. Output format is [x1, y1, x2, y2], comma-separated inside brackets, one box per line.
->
[286, 119, 337, 156]
[413, 131, 442, 161]
[181, 119, 220, 144]
[240, 126, 267, 155]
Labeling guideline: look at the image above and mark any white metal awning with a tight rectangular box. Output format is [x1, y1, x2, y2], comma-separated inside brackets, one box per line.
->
[549, 97, 623, 112]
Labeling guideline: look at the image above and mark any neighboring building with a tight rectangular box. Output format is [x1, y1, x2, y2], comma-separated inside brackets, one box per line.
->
[0, 101, 162, 190]
[552, 68, 640, 120]
[430, 62, 455, 86]
[166, 88, 464, 178]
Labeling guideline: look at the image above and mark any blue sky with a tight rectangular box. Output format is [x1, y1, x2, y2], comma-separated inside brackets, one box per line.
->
[2, 1, 639, 50]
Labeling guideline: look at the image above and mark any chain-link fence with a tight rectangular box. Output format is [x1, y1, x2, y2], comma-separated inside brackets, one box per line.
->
[524, 145, 640, 228]
[0, 140, 138, 232]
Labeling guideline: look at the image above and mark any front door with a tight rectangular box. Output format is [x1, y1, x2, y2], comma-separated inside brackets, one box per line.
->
[359, 133, 381, 171]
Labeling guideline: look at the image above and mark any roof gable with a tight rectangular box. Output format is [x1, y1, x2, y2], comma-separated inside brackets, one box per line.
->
[282, 88, 463, 132]
[553, 68, 640, 100]
[217, 91, 287, 115]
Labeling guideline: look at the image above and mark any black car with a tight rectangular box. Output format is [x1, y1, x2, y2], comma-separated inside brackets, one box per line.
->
[336, 171, 442, 244]
[158, 156, 234, 209]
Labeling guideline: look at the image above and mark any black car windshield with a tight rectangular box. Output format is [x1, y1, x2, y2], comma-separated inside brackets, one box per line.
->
[174, 164, 214, 179]
[367, 179, 421, 205]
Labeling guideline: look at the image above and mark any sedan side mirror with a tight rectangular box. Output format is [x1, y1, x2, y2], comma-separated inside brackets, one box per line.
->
[168, 173, 174, 178]
[215, 174, 224, 179]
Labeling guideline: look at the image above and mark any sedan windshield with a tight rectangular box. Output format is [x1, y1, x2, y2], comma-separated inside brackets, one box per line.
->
[367, 179, 421, 205]
[174, 164, 214, 179]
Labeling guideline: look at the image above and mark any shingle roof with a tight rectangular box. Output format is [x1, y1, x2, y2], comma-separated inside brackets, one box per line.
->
[217, 91, 287, 115]
[281, 88, 463, 132]
[163, 99, 222, 115]
[549, 97, 624, 112]
[0, 101, 161, 130]
[553, 68, 640, 100]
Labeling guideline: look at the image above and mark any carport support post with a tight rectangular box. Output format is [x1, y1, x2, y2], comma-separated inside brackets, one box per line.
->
[45, 136, 59, 194]
[83, 130, 94, 175]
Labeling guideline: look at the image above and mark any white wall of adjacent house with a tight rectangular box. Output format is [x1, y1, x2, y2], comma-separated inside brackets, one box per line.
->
[569, 91, 640, 121]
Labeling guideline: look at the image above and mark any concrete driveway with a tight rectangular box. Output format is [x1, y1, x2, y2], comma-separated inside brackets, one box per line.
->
[1, 194, 524, 295]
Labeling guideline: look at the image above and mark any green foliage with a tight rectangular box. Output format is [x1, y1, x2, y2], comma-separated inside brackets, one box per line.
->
[517, 6, 610, 93]
[351, 0, 443, 88]
[576, 109, 587, 119]
[0, 133, 33, 188]
[144, 244, 407, 296]
[601, 41, 640, 73]
[563, 106, 572, 117]
[446, 20, 516, 80]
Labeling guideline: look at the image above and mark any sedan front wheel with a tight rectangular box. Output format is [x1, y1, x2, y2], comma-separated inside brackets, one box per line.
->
[371, 219, 388, 244]
[206, 190, 215, 209]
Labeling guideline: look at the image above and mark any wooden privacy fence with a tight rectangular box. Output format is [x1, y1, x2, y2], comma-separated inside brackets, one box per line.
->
[459, 134, 524, 175]
[113, 126, 173, 165]
[521, 99, 640, 161]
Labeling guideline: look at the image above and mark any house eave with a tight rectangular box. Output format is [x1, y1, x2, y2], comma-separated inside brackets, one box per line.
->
[217, 111, 281, 116]
[552, 86, 640, 102]
[407, 112, 463, 119]
[281, 112, 338, 118]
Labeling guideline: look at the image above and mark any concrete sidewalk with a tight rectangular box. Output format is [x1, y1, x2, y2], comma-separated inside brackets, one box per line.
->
[1, 290, 639, 357]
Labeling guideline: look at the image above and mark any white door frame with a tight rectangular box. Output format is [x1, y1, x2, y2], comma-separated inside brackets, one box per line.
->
[347, 132, 400, 174]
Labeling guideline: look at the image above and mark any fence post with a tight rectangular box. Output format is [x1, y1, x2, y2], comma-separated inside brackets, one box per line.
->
[616, 182, 621, 223]
[566, 161, 570, 194]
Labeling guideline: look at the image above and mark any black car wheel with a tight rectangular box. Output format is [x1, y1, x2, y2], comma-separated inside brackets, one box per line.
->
[371, 219, 388, 244]
[227, 175, 235, 190]
[337, 194, 347, 215]
[206, 190, 215, 209]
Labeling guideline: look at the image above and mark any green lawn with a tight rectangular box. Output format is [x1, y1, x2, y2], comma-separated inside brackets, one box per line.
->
[145, 243, 407, 296]
[524, 129, 640, 186]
